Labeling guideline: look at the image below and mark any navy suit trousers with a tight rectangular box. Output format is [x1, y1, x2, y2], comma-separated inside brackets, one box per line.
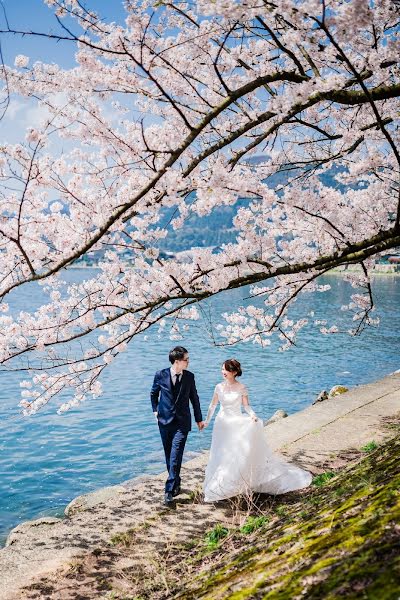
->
[158, 421, 188, 493]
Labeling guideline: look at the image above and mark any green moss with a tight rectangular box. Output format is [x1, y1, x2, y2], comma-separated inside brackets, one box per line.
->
[170, 434, 400, 599]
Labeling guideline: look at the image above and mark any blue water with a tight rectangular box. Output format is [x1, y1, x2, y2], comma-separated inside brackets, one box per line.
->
[0, 270, 399, 544]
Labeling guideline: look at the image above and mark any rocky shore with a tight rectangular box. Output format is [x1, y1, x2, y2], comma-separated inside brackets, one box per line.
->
[1, 371, 399, 599]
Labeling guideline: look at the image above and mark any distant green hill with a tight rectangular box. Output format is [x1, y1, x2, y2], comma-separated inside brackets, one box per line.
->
[159, 161, 344, 252]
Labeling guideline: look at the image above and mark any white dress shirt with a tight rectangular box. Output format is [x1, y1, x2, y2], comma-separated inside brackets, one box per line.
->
[170, 367, 181, 386]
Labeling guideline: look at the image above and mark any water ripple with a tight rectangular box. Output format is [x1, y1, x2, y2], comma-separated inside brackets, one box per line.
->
[0, 272, 399, 542]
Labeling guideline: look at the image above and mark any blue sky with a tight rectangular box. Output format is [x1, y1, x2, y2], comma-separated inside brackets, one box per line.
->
[0, 0, 127, 67]
[0, 1, 129, 142]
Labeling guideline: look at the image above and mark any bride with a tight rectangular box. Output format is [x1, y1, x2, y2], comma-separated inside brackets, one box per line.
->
[203, 359, 312, 502]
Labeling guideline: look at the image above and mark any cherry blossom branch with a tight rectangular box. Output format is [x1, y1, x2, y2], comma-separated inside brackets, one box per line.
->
[0, 0, 399, 412]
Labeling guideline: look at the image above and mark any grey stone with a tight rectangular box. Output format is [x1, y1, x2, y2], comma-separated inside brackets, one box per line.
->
[265, 409, 288, 425]
[313, 390, 329, 404]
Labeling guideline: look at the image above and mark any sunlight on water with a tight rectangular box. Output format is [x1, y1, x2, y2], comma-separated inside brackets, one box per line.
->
[0, 269, 399, 543]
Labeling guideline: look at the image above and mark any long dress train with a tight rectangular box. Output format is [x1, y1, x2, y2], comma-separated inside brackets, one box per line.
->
[203, 382, 312, 502]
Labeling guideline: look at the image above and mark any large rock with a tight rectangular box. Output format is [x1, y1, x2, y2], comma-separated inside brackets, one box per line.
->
[6, 516, 62, 547]
[329, 385, 349, 397]
[65, 484, 126, 517]
[265, 409, 288, 425]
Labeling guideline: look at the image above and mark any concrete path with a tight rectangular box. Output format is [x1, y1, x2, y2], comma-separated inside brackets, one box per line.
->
[1, 371, 399, 600]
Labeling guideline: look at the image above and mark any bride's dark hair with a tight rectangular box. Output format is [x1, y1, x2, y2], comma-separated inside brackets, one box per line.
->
[223, 358, 242, 377]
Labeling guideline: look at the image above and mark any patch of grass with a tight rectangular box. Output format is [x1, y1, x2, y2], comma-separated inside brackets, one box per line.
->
[298, 510, 309, 519]
[381, 416, 400, 432]
[110, 530, 134, 547]
[384, 422, 400, 431]
[188, 487, 203, 502]
[110, 520, 153, 547]
[312, 471, 336, 486]
[181, 538, 198, 551]
[204, 524, 229, 550]
[240, 515, 269, 534]
[106, 593, 142, 600]
[361, 440, 378, 453]
[307, 495, 322, 506]
[275, 505, 288, 517]
[67, 558, 84, 575]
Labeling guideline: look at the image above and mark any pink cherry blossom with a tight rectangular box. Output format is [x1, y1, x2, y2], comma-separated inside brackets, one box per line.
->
[0, 0, 398, 413]
[14, 54, 29, 68]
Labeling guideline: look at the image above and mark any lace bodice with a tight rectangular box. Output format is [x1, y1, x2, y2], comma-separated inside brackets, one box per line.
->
[216, 382, 247, 417]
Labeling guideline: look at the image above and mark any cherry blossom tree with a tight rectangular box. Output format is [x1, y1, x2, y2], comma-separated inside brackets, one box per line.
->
[0, 0, 399, 414]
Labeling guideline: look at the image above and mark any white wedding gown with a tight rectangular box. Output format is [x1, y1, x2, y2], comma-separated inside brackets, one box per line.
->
[203, 383, 312, 502]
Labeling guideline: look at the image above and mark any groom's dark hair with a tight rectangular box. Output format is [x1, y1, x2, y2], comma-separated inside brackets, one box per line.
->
[169, 346, 188, 364]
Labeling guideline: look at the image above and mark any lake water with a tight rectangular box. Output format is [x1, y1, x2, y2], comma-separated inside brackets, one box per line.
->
[1, 270, 399, 544]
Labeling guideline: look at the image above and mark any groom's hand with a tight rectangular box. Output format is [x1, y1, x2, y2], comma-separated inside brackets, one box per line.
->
[197, 421, 205, 431]
[153, 411, 158, 420]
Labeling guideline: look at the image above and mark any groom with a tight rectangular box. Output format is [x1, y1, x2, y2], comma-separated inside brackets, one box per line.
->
[151, 346, 204, 506]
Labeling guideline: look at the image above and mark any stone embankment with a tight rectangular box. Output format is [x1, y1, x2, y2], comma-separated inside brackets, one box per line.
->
[0, 371, 399, 599]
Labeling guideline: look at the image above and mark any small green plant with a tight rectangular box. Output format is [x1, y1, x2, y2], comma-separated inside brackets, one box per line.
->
[275, 505, 287, 517]
[312, 471, 336, 487]
[361, 441, 378, 453]
[204, 524, 229, 550]
[298, 511, 309, 519]
[240, 515, 269, 534]
[307, 495, 321, 506]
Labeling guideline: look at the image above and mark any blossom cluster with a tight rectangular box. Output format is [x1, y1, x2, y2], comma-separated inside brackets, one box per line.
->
[0, 0, 398, 412]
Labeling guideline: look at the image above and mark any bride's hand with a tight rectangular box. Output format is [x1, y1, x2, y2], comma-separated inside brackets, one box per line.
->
[252, 415, 258, 422]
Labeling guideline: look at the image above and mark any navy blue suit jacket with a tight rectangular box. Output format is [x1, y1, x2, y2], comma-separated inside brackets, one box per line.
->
[150, 368, 202, 432]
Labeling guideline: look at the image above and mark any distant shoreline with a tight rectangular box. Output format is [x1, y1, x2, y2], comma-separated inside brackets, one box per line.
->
[328, 267, 400, 276]
[70, 263, 400, 276]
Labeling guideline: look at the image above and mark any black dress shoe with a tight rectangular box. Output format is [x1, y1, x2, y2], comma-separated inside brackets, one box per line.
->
[172, 485, 181, 497]
[164, 492, 174, 506]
